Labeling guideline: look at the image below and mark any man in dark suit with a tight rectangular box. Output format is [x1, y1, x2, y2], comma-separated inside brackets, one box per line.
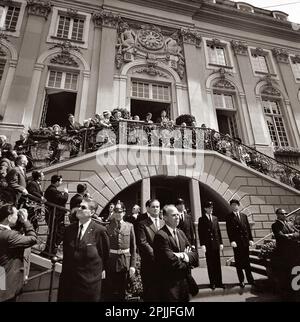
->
[105, 201, 136, 301]
[65, 114, 82, 134]
[226, 199, 254, 288]
[136, 199, 152, 223]
[58, 200, 110, 302]
[0, 204, 37, 302]
[6, 155, 29, 205]
[136, 199, 164, 301]
[26, 170, 45, 230]
[69, 183, 88, 224]
[153, 204, 198, 302]
[43, 175, 68, 257]
[198, 201, 224, 289]
[176, 198, 196, 247]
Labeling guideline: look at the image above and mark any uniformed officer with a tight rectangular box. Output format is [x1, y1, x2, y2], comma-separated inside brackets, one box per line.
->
[198, 201, 224, 290]
[104, 201, 136, 301]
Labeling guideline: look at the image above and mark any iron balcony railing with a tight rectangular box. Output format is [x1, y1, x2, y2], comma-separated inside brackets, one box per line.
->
[19, 121, 300, 190]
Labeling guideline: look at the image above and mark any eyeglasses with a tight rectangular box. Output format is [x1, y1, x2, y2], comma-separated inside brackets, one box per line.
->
[114, 209, 124, 213]
[79, 205, 88, 210]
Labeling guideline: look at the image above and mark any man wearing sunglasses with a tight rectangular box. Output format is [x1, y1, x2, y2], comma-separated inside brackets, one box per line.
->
[58, 200, 110, 302]
[104, 201, 136, 301]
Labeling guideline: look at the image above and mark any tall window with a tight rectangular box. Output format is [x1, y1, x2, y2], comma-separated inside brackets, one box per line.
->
[131, 81, 170, 102]
[251, 53, 269, 73]
[213, 93, 234, 109]
[56, 14, 85, 41]
[207, 44, 226, 66]
[0, 4, 20, 31]
[47, 70, 78, 91]
[263, 99, 288, 147]
[291, 60, 300, 80]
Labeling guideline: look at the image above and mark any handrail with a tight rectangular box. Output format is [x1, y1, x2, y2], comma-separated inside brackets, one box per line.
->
[225, 207, 300, 265]
[21, 120, 300, 191]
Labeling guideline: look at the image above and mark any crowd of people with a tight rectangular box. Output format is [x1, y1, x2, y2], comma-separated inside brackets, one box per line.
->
[1, 167, 285, 302]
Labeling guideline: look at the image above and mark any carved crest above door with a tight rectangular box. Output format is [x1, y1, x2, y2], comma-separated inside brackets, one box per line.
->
[115, 21, 185, 79]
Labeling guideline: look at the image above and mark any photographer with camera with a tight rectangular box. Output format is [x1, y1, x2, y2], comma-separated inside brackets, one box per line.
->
[0, 204, 37, 302]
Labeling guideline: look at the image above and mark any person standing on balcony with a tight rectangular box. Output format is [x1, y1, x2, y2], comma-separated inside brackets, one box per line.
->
[136, 199, 164, 301]
[226, 199, 255, 288]
[58, 200, 110, 302]
[0, 204, 37, 302]
[104, 201, 136, 301]
[198, 201, 224, 290]
[42, 175, 68, 257]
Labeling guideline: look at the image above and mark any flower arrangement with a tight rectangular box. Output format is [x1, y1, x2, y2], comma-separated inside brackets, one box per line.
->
[258, 240, 277, 262]
[274, 146, 300, 155]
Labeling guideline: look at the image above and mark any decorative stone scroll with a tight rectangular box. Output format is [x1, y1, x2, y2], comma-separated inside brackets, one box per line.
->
[291, 55, 300, 64]
[231, 40, 248, 55]
[115, 20, 186, 79]
[272, 48, 289, 64]
[26, 0, 52, 19]
[261, 86, 281, 97]
[49, 41, 80, 67]
[180, 28, 202, 47]
[92, 9, 120, 28]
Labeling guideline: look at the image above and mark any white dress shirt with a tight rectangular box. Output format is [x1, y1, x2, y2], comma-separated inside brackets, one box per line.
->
[78, 219, 91, 240]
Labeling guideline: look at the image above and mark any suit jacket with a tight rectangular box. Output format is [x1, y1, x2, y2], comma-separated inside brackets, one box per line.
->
[153, 225, 198, 302]
[7, 167, 27, 204]
[178, 212, 196, 246]
[136, 216, 165, 265]
[226, 212, 253, 248]
[0, 221, 37, 302]
[44, 184, 68, 220]
[65, 121, 81, 134]
[0, 158, 15, 178]
[272, 220, 299, 253]
[27, 180, 43, 202]
[136, 212, 148, 223]
[58, 220, 110, 302]
[198, 214, 223, 251]
[106, 220, 136, 272]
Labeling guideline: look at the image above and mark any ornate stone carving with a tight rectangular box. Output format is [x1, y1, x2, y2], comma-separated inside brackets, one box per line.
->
[66, 8, 78, 18]
[135, 59, 169, 78]
[291, 55, 300, 64]
[261, 86, 281, 97]
[26, 0, 52, 19]
[0, 31, 8, 41]
[210, 38, 222, 47]
[253, 47, 265, 56]
[214, 79, 235, 90]
[231, 40, 248, 55]
[50, 53, 79, 67]
[272, 48, 289, 64]
[138, 25, 164, 50]
[92, 9, 120, 28]
[180, 28, 201, 47]
[115, 20, 186, 79]
[50, 41, 80, 67]
[0, 46, 6, 57]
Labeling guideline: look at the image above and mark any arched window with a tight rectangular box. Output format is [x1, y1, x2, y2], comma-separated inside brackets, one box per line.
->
[261, 86, 289, 147]
[0, 46, 7, 89]
[212, 78, 239, 138]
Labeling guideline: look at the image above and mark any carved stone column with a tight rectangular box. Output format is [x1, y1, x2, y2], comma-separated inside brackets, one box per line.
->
[93, 9, 120, 114]
[3, 0, 52, 125]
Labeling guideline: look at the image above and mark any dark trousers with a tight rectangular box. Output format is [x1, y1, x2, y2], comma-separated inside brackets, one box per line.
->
[205, 249, 223, 286]
[233, 246, 254, 284]
[104, 271, 128, 301]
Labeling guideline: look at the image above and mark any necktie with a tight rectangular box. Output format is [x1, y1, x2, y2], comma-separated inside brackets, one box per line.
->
[173, 229, 180, 249]
[235, 212, 240, 221]
[154, 218, 159, 231]
[77, 224, 83, 247]
[117, 221, 121, 230]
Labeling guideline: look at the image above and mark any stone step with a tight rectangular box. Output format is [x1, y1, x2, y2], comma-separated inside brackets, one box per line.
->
[192, 283, 253, 300]
[250, 263, 267, 276]
[249, 255, 264, 265]
[250, 248, 261, 256]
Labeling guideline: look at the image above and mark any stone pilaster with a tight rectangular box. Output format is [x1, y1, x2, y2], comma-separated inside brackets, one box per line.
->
[180, 27, 202, 47]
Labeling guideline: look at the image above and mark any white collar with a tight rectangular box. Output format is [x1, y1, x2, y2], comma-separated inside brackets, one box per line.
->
[166, 224, 177, 235]
[0, 223, 11, 230]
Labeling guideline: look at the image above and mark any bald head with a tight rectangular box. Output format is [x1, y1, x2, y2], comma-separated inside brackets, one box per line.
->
[163, 204, 180, 229]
